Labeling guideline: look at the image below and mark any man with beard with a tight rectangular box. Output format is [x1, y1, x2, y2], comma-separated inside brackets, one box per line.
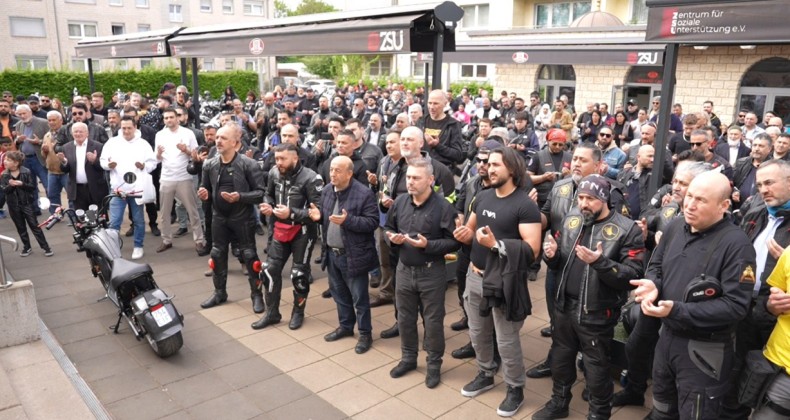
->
[743, 112, 765, 145]
[140, 95, 172, 131]
[255, 92, 279, 141]
[473, 98, 502, 127]
[122, 107, 160, 237]
[596, 126, 628, 180]
[174, 86, 196, 127]
[57, 102, 108, 146]
[468, 118, 494, 160]
[690, 129, 733, 180]
[668, 112, 704, 162]
[172, 106, 206, 239]
[90, 92, 108, 118]
[198, 124, 266, 313]
[106, 109, 121, 138]
[0, 99, 19, 140]
[330, 95, 351, 121]
[28, 96, 47, 119]
[384, 90, 404, 126]
[424, 90, 466, 172]
[500, 97, 516, 130]
[618, 145, 656, 221]
[346, 118, 382, 175]
[254, 142, 322, 330]
[393, 113, 409, 133]
[733, 133, 773, 207]
[529, 142, 629, 379]
[534, 175, 645, 420]
[549, 98, 574, 142]
[626, 123, 675, 185]
[386, 158, 460, 388]
[319, 129, 368, 187]
[297, 88, 320, 128]
[772, 133, 790, 161]
[507, 112, 540, 159]
[41, 111, 68, 214]
[453, 146, 541, 417]
[365, 113, 387, 154]
[715, 126, 751, 167]
[309, 96, 338, 138]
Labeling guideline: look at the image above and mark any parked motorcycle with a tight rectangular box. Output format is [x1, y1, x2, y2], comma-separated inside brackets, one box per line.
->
[40, 173, 184, 358]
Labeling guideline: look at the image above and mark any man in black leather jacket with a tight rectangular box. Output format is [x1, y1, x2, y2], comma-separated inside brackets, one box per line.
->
[197, 124, 266, 313]
[534, 174, 645, 420]
[253, 142, 322, 331]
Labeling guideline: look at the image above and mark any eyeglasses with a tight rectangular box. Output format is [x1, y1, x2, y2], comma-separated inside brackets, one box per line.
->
[72, 112, 84, 116]
[738, 114, 746, 118]
[41, 99, 51, 102]
[599, 133, 612, 138]
[652, 102, 660, 104]
[690, 142, 707, 147]
[476, 157, 489, 164]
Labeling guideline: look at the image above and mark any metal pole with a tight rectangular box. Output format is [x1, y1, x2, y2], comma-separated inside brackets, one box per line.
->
[191, 57, 200, 129]
[179, 58, 188, 87]
[87, 59, 96, 94]
[0, 235, 19, 289]
[424, 62, 429, 96]
[649, 43, 678, 197]
[431, 20, 445, 90]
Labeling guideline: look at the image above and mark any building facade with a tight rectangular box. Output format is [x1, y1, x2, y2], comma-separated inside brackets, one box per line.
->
[3, 0, 274, 72]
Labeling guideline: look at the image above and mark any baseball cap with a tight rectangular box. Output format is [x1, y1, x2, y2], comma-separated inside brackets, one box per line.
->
[547, 128, 567, 143]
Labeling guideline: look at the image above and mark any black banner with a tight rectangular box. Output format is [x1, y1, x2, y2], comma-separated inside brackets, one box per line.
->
[645, 0, 790, 43]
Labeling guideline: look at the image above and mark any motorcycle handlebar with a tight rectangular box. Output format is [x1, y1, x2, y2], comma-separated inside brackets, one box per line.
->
[39, 207, 63, 230]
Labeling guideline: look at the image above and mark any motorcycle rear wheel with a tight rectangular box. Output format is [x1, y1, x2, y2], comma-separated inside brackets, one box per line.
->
[146, 331, 183, 358]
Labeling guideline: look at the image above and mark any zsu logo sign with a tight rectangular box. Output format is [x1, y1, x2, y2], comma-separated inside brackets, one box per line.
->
[153, 42, 165, 55]
[627, 51, 660, 65]
[249, 38, 265, 55]
[368, 30, 404, 52]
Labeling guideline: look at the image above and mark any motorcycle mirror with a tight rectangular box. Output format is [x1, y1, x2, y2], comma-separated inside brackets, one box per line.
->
[38, 197, 50, 210]
[123, 172, 137, 185]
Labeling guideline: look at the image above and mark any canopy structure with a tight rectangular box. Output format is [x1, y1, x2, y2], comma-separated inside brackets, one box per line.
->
[446, 39, 666, 66]
[644, 0, 790, 196]
[75, 27, 184, 60]
[167, 1, 464, 88]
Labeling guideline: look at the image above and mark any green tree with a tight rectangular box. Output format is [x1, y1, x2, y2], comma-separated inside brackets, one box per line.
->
[275, 0, 339, 75]
[292, 0, 335, 15]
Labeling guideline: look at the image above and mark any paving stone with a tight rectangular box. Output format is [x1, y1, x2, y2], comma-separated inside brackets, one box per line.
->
[214, 357, 281, 390]
[240, 374, 311, 412]
[90, 368, 159, 404]
[185, 391, 263, 420]
[352, 397, 430, 420]
[106, 388, 182, 420]
[193, 339, 256, 370]
[317, 377, 389, 416]
[267, 395, 346, 420]
[164, 371, 233, 407]
[398, 381, 469, 418]
[146, 348, 210, 384]
[289, 359, 355, 393]
[49, 318, 108, 345]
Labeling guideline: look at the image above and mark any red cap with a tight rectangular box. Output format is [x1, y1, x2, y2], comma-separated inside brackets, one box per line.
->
[547, 128, 567, 143]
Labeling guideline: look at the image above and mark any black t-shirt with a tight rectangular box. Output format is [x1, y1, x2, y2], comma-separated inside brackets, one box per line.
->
[423, 115, 451, 143]
[215, 160, 236, 217]
[470, 188, 541, 270]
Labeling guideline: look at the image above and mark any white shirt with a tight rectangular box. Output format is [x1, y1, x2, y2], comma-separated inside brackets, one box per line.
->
[74, 140, 88, 184]
[101, 134, 157, 191]
[155, 125, 197, 182]
[754, 214, 784, 296]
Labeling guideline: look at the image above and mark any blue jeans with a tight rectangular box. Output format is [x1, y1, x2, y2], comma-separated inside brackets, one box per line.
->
[47, 173, 70, 214]
[24, 156, 48, 210]
[109, 196, 145, 248]
[327, 250, 372, 334]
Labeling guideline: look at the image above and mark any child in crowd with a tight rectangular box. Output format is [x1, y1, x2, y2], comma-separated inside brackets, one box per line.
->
[0, 150, 52, 257]
[0, 137, 10, 219]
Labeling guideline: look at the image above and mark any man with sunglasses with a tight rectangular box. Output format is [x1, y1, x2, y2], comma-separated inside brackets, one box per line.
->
[56, 102, 108, 147]
[596, 126, 627, 180]
[691, 129, 733, 180]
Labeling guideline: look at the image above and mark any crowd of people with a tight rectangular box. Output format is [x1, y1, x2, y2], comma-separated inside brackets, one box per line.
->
[1, 80, 790, 419]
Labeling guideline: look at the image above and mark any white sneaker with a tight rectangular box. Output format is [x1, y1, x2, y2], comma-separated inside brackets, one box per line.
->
[132, 247, 144, 260]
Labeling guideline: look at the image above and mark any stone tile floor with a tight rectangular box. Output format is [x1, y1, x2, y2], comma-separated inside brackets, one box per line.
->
[0, 215, 652, 419]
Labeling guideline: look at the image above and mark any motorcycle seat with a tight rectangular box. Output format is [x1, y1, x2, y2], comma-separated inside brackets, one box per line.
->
[110, 258, 153, 290]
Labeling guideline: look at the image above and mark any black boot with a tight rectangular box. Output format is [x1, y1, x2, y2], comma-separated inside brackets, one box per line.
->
[200, 290, 228, 309]
[532, 385, 571, 420]
[251, 293, 264, 314]
[251, 290, 281, 329]
[289, 291, 307, 330]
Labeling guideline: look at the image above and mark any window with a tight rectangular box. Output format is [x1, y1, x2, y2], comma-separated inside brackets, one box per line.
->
[116, 59, 128, 70]
[243, 0, 264, 16]
[245, 59, 257, 71]
[9, 17, 46, 37]
[71, 59, 90, 72]
[412, 57, 426, 78]
[368, 56, 392, 77]
[109, 0, 122, 5]
[68, 21, 98, 38]
[225, 59, 235, 70]
[461, 64, 487, 79]
[460, 4, 489, 28]
[135, 0, 148, 7]
[140, 59, 152, 69]
[137, 24, 150, 32]
[222, 0, 233, 14]
[535, 1, 591, 28]
[630, 0, 648, 24]
[169, 4, 183, 22]
[537, 65, 576, 107]
[203, 59, 215, 71]
[66, 0, 96, 4]
[200, 0, 212, 12]
[16, 56, 48, 70]
[111, 24, 125, 35]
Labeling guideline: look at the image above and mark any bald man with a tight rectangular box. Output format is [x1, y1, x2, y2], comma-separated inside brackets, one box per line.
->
[423, 90, 466, 171]
[617, 144, 656, 220]
[631, 171, 756, 419]
[198, 124, 267, 313]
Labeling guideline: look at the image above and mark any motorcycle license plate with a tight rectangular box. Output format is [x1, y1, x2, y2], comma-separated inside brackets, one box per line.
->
[151, 306, 173, 327]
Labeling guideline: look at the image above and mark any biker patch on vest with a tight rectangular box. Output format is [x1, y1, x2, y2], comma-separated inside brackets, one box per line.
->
[663, 207, 676, 219]
[559, 184, 572, 197]
[566, 216, 581, 229]
[740, 265, 756, 284]
[601, 223, 620, 241]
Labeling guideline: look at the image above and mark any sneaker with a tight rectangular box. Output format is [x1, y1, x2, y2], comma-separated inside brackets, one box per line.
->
[173, 227, 188, 238]
[132, 247, 144, 260]
[497, 385, 524, 417]
[527, 361, 552, 379]
[44, 249, 54, 257]
[461, 371, 495, 397]
[19, 248, 31, 257]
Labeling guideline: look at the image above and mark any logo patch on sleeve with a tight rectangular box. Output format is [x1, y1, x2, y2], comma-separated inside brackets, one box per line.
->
[740, 265, 756, 284]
